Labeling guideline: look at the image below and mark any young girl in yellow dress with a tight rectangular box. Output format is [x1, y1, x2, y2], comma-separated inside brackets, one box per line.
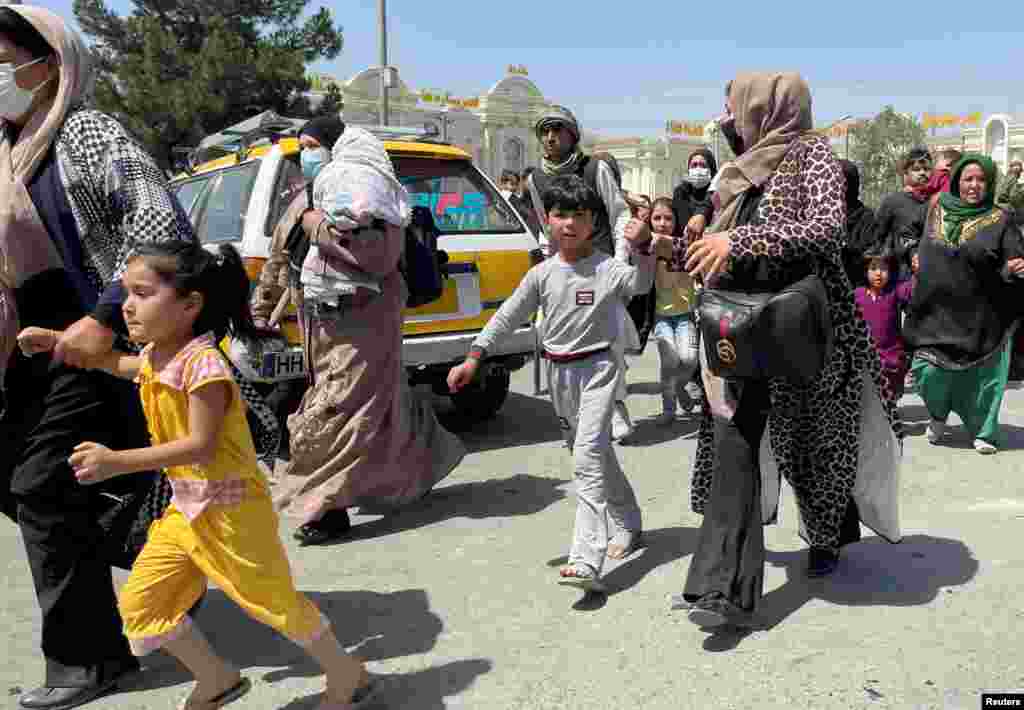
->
[18, 242, 376, 710]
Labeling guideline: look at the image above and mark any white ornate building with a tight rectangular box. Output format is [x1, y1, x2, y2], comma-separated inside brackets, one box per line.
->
[964, 114, 1024, 170]
[324, 67, 551, 181]
[592, 123, 733, 198]
[310, 71, 1024, 194]
[912, 115, 1024, 174]
[311, 66, 721, 192]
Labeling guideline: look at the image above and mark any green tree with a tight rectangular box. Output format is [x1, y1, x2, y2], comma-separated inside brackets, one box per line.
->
[849, 106, 928, 209]
[73, 0, 344, 169]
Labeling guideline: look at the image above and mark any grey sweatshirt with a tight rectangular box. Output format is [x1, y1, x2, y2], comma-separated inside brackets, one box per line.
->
[474, 249, 655, 357]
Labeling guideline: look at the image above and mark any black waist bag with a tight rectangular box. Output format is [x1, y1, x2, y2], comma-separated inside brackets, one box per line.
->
[696, 274, 833, 383]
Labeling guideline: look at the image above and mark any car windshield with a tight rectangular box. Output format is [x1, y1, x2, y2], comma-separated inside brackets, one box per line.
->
[393, 156, 524, 234]
[170, 161, 261, 244]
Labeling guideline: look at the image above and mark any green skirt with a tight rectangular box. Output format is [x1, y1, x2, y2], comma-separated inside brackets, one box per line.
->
[911, 342, 1011, 445]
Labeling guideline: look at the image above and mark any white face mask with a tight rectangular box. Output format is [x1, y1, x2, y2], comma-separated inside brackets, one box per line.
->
[686, 166, 712, 188]
[0, 57, 52, 123]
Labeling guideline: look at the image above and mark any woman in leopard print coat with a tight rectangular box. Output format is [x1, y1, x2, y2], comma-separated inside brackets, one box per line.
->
[650, 72, 900, 627]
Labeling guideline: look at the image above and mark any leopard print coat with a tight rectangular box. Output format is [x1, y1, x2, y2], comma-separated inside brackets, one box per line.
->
[671, 133, 901, 551]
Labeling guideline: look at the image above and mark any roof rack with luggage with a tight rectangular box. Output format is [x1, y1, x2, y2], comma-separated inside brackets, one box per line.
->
[172, 111, 447, 174]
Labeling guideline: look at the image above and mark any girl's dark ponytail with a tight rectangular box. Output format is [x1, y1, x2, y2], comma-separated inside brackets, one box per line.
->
[131, 241, 261, 342]
[213, 244, 260, 343]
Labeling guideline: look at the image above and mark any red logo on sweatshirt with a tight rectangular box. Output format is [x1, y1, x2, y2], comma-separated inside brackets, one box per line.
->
[576, 290, 595, 306]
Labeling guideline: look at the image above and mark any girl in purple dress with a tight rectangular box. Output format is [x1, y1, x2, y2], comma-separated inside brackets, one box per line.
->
[855, 253, 915, 399]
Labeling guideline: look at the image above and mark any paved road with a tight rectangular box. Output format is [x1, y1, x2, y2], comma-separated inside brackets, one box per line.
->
[3, 349, 1023, 710]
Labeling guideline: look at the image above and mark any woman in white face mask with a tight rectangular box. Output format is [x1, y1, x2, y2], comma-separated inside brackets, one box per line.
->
[0, 7, 206, 710]
[671, 148, 719, 242]
[667, 148, 719, 407]
[0, 55, 55, 124]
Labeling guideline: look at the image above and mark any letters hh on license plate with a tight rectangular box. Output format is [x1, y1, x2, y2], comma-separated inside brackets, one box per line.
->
[262, 349, 306, 380]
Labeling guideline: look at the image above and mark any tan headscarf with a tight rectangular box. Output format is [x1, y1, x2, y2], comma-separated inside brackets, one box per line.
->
[2, 6, 94, 182]
[710, 72, 813, 233]
[701, 73, 813, 422]
[0, 7, 94, 383]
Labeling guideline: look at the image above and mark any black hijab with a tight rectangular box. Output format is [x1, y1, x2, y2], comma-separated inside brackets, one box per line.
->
[838, 160, 876, 286]
[840, 159, 861, 209]
[299, 115, 345, 150]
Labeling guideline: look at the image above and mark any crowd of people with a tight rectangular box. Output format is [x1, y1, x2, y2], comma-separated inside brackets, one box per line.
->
[2, 6, 1024, 710]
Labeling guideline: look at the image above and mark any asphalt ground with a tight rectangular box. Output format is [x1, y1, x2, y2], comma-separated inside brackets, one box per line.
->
[3, 347, 1023, 710]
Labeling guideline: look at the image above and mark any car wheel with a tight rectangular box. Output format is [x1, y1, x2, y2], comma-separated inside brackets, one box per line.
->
[449, 366, 511, 423]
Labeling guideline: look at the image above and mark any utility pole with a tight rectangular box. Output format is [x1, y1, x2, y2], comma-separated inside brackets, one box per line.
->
[378, 0, 389, 127]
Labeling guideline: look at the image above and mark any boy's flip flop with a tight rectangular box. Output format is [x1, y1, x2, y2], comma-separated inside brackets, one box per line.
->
[180, 677, 251, 710]
[557, 565, 607, 593]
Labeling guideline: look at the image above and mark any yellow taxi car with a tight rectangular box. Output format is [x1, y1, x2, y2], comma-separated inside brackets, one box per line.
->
[169, 112, 539, 431]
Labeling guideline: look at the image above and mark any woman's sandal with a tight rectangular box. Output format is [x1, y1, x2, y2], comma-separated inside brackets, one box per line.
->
[179, 677, 251, 710]
[557, 564, 606, 593]
[294, 509, 352, 546]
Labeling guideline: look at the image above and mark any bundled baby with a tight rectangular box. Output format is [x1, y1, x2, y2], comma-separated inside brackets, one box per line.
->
[301, 127, 413, 301]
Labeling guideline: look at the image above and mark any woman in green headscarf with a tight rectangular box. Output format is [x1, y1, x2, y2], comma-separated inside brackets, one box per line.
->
[904, 154, 1024, 454]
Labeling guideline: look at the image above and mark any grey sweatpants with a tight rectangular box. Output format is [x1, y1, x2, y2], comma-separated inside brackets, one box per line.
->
[549, 352, 642, 575]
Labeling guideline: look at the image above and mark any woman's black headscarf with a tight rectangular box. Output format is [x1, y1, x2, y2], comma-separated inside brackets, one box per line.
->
[298, 115, 345, 151]
[839, 159, 861, 208]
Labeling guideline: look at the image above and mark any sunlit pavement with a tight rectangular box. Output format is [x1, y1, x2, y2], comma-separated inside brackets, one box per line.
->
[3, 348, 1023, 709]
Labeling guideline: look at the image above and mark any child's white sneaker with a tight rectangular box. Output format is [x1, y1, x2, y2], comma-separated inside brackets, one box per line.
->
[612, 401, 635, 442]
[974, 439, 997, 455]
[926, 419, 946, 444]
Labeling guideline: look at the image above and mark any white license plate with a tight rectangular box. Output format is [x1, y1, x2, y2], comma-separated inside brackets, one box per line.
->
[261, 348, 306, 380]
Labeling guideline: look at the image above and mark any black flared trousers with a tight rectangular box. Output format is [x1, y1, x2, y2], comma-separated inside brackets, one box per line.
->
[1, 353, 150, 688]
[683, 381, 771, 612]
[683, 379, 862, 613]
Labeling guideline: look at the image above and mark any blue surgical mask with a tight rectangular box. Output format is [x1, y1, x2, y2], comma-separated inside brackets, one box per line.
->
[300, 147, 331, 180]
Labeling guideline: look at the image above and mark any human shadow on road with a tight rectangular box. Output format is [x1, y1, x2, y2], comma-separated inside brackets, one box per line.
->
[621, 415, 702, 447]
[435, 392, 564, 453]
[697, 534, 979, 652]
[335, 474, 571, 545]
[899, 403, 1024, 450]
[119, 587, 449, 692]
[602, 526, 700, 596]
[546, 526, 701, 611]
[626, 381, 664, 396]
[277, 658, 493, 710]
[942, 424, 1024, 452]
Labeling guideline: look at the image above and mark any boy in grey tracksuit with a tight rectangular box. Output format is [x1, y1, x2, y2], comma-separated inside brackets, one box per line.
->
[448, 175, 655, 592]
